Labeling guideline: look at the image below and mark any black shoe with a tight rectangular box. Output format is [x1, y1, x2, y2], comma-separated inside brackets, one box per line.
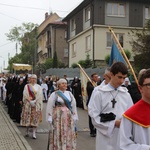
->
[25, 134, 29, 137]
[90, 133, 96, 137]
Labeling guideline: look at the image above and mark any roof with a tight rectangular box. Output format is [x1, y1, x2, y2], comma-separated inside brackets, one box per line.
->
[63, 0, 150, 21]
[37, 20, 67, 38]
[63, 0, 91, 21]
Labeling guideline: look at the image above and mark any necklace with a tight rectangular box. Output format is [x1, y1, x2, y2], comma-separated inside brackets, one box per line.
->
[109, 91, 119, 108]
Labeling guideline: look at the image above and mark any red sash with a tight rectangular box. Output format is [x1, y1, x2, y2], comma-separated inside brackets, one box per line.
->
[124, 100, 150, 127]
[27, 85, 35, 99]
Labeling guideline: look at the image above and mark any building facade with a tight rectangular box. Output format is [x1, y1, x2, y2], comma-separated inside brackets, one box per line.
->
[37, 12, 68, 66]
[63, 0, 150, 67]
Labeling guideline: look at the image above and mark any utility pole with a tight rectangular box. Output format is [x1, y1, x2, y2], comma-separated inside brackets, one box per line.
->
[16, 43, 18, 54]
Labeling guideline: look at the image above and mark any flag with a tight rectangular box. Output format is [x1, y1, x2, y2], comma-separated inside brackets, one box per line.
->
[109, 41, 126, 66]
[80, 68, 88, 110]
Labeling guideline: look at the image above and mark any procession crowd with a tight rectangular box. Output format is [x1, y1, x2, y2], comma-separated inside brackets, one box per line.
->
[0, 62, 150, 150]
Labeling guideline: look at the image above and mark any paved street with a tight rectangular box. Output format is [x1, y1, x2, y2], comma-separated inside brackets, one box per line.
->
[0, 101, 95, 150]
[0, 101, 32, 150]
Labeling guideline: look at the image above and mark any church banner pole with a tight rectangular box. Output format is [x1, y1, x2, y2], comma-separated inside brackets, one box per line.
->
[109, 26, 139, 86]
[77, 64, 96, 87]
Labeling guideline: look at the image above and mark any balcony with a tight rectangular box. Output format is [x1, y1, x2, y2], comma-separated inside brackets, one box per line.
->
[38, 47, 42, 53]
[46, 40, 51, 48]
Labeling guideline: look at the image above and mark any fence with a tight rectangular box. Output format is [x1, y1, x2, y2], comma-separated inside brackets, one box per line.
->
[41, 67, 106, 79]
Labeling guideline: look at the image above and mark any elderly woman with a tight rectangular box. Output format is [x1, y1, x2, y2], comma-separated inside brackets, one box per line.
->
[20, 74, 43, 139]
[46, 78, 78, 150]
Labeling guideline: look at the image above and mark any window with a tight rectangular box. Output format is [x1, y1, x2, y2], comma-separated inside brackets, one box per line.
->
[145, 7, 150, 19]
[71, 18, 76, 31]
[72, 43, 76, 57]
[85, 35, 91, 51]
[107, 3, 125, 17]
[107, 33, 124, 47]
[64, 49, 68, 57]
[107, 33, 112, 47]
[64, 30, 67, 39]
[85, 7, 91, 22]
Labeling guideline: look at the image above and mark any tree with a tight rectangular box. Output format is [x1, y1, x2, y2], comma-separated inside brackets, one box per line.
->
[71, 54, 93, 68]
[8, 53, 22, 72]
[6, 22, 38, 46]
[6, 22, 38, 71]
[44, 58, 53, 69]
[52, 51, 58, 68]
[84, 53, 93, 68]
[129, 20, 150, 71]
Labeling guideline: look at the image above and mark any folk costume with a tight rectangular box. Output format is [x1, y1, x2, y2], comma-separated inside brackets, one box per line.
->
[20, 83, 43, 127]
[88, 83, 133, 150]
[46, 90, 78, 150]
[118, 99, 150, 150]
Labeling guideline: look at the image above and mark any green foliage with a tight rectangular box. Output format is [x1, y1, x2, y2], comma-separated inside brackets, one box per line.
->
[6, 22, 38, 46]
[8, 54, 23, 72]
[71, 63, 78, 68]
[6, 22, 38, 72]
[58, 60, 65, 68]
[77, 54, 93, 68]
[134, 52, 150, 71]
[84, 54, 93, 68]
[52, 51, 58, 68]
[129, 19, 150, 70]
[38, 57, 65, 71]
[104, 49, 131, 65]
[37, 63, 46, 74]
[123, 49, 131, 59]
[78, 60, 85, 67]
[71, 54, 93, 68]
[104, 54, 110, 65]
[44, 58, 53, 69]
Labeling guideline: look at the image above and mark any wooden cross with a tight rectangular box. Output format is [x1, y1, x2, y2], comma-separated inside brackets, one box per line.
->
[111, 99, 117, 108]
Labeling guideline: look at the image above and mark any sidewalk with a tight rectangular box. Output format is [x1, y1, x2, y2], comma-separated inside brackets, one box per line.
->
[0, 101, 32, 150]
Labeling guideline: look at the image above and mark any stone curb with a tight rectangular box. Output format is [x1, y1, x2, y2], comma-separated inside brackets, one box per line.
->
[0, 102, 32, 150]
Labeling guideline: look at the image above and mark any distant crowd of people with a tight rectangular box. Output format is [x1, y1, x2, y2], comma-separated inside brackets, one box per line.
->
[0, 62, 150, 150]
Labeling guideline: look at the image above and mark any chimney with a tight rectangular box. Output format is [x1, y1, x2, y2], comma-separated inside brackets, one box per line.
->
[45, 12, 48, 19]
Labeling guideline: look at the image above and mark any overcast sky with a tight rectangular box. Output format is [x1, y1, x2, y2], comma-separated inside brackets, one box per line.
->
[0, 0, 83, 71]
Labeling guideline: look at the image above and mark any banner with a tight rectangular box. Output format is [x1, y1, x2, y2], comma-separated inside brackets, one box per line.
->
[80, 68, 88, 110]
[109, 41, 126, 66]
[109, 27, 139, 85]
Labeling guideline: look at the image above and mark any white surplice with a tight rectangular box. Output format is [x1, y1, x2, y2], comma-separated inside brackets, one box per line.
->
[118, 116, 150, 150]
[88, 83, 133, 150]
[88, 80, 107, 118]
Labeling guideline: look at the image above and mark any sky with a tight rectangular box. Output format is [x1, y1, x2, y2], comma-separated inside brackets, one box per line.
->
[0, 0, 83, 71]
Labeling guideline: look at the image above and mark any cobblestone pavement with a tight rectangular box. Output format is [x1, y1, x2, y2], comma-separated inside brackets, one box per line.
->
[0, 102, 32, 150]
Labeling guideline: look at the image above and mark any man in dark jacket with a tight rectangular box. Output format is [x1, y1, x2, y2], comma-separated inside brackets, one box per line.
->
[86, 73, 98, 137]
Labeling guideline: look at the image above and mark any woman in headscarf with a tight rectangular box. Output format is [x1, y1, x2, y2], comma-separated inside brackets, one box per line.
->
[46, 78, 78, 150]
[20, 74, 43, 139]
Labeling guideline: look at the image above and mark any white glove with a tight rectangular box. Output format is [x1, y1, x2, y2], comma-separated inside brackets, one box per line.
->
[57, 98, 62, 103]
[30, 100, 36, 107]
[73, 115, 78, 122]
[48, 116, 52, 124]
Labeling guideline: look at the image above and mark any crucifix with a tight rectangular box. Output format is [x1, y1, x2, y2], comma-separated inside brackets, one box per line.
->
[111, 99, 117, 108]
